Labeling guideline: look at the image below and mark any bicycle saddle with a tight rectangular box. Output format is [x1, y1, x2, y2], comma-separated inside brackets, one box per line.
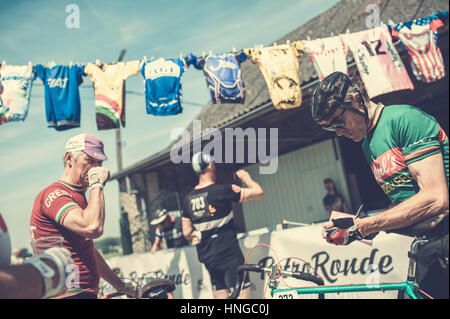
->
[138, 279, 176, 299]
[388, 213, 448, 238]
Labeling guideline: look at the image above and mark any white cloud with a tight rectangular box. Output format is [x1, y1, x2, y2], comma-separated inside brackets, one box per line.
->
[119, 19, 148, 45]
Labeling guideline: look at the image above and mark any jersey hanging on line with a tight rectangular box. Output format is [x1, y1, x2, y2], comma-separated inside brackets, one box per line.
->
[305, 35, 349, 80]
[140, 57, 188, 116]
[84, 61, 140, 130]
[187, 52, 247, 104]
[0, 62, 34, 123]
[390, 14, 446, 83]
[342, 25, 414, 98]
[244, 41, 306, 110]
[35, 64, 85, 130]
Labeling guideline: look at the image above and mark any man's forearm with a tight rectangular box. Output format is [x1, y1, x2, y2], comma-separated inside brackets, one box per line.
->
[0, 264, 44, 299]
[357, 191, 447, 236]
[94, 250, 123, 291]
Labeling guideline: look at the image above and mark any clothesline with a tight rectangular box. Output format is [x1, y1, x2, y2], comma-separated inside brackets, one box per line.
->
[30, 84, 205, 107]
[1, 10, 448, 130]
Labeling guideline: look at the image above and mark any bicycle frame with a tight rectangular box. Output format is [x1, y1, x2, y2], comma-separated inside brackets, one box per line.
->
[270, 280, 422, 299]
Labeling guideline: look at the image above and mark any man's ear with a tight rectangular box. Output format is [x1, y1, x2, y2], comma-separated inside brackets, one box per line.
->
[64, 152, 72, 168]
[351, 91, 365, 111]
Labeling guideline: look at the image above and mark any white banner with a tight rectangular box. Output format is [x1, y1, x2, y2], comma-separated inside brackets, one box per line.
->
[104, 224, 414, 299]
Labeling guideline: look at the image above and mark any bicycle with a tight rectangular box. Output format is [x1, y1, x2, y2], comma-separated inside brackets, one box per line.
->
[229, 213, 448, 299]
[101, 278, 176, 299]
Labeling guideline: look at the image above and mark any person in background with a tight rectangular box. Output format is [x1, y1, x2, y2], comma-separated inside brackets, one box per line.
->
[182, 151, 264, 299]
[323, 178, 349, 214]
[151, 208, 188, 252]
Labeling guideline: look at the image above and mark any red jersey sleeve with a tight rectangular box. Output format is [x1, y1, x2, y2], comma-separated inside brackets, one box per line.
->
[42, 188, 81, 225]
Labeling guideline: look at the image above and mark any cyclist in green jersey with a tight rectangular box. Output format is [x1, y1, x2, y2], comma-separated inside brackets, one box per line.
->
[310, 71, 449, 298]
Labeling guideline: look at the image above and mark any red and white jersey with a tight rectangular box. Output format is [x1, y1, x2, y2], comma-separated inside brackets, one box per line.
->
[391, 19, 445, 83]
[0, 213, 11, 267]
[305, 36, 349, 80]
[30, 181, 100, 296]
[342, 25, 414, 98]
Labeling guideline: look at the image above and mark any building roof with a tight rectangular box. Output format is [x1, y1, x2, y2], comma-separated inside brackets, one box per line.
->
[111, 0, 449, 181]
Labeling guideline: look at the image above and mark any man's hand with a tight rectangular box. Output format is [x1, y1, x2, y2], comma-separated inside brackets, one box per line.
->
[117, 281, 138, 298]
[322, 218, 367, 245]
[191, 230, 202, 245]
[235, 169, 251, 183]
[88, 167, 110, 189]
[25, 247, 74, 298]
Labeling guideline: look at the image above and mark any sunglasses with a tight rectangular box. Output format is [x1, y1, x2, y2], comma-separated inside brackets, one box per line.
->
[320, 108, 347, 131]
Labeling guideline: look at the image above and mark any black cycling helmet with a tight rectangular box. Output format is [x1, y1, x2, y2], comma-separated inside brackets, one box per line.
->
[150, 208, 168, 225]
[191, 151, 214, 174]
[311, 72, 368, 129]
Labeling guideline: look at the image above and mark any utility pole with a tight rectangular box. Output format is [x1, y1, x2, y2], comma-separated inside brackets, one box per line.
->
[116, 49, 126, 172]
[115, 49, 133, 255]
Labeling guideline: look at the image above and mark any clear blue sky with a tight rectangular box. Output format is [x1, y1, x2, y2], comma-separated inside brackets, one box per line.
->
[0, 0, 340, 249]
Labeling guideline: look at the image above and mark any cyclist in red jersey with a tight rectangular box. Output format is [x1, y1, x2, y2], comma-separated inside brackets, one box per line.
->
[311, 72, 449, 298]
[29, 133, 136, 299]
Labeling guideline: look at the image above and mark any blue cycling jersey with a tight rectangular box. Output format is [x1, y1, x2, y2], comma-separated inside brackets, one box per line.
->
[187, 52, 247, 104]
[140, 58, 188, 116]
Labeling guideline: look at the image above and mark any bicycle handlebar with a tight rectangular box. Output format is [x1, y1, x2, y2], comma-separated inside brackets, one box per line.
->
[228, 264, 324, 299]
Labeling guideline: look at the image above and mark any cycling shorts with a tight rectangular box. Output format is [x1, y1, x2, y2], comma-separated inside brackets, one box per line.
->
[205, 252, 251, 292]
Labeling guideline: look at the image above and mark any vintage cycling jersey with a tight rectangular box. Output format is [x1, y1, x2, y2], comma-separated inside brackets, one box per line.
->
[244, 41, 306, 110]
[182, 182, 244, 265]
[0, 62, 34, 122]
[35, 64, 85, 130]
[30, 181, 100, 296]
[140, 57, 188, 116]
[305, 36, 349, 80]
[362, 104, 449, 205]
[390, 14, 446, 83]
[342, 25, 414, 98]
[84, 61, 140, 130]
[0, 213, 11, 267]
[155, 215, 188, 248]
[187, 52, 247, 104]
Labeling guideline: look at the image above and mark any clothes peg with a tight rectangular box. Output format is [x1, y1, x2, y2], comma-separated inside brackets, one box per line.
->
[274, 42, 277, 46]
[208, 50, 212, 56]
[232, 47, 237, 53]
[1, 60, 5, 67]
[202, 51, 206, 57]
[69, 61, 73, 67]
[179, 53, 183, 59]
[48, 60, 56, 68]
[95, 59, 100, 66]
[286, 40, 290, 44]
[388, 19, 395, 25]
[144, 56, 147, 61]
[345, 29, 350, 34]
[330, 32, 334, 37]
[306, 35, 311, 41]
